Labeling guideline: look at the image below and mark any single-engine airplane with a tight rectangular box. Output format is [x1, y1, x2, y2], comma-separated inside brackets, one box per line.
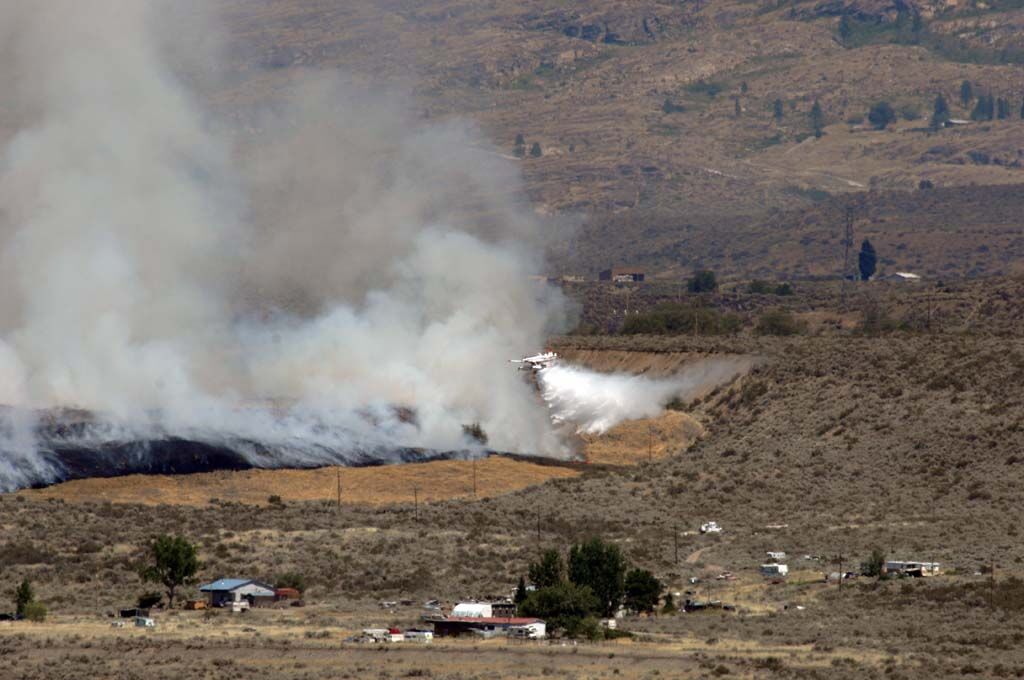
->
[509, 351, 558, 371]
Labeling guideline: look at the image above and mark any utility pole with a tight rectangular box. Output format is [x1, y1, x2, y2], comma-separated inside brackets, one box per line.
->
[413, 486, 419, 522]
[648, 425, 654, 463]
[472, 457, 477, 498]
[991, 557, 996, 610]
[536, 509, 541, 545]
[336, 469, 342, 510]
[674, 525, 679, 565]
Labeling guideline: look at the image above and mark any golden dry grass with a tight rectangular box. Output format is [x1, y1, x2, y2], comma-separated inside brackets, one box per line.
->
[20, 456, 579, 507]
[580, 411, 704, 465]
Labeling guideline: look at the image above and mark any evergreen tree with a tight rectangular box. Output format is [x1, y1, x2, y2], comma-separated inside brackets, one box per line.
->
[514, 132, 525, 146]
[997, 97, 1010, 119]
[529, 142, 542, 158]
[838, 15, 853, 45]
[930, 94, 950, 130]
[734, 96, 741, 117]
[773, 98, 784, 121]
[960, 80, 974, 107]
[810, 99, 824, 137]
[858, 239, 877, 281]
[514, 576, 528, 605]
[15, 579, 34, 619]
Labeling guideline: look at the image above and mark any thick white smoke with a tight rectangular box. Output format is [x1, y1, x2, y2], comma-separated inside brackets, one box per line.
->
[539, 360, 743, 435]
[0, 1, 570, 490]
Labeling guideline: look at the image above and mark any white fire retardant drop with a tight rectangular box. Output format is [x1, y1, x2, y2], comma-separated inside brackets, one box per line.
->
[538, 359, 743, 435]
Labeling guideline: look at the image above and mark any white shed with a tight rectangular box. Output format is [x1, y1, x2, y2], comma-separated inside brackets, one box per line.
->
[451, 602, 492, 618]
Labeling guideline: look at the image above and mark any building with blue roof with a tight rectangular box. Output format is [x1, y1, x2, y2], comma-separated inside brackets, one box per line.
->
[198, 578, 275, 608]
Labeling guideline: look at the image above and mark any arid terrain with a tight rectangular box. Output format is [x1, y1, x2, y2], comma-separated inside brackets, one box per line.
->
[4, 1, 1024, 678]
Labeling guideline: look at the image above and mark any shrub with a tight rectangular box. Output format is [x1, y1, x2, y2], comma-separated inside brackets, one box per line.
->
[755, 310, 804, 336]
[688, 270, 717, 293]
[275, 572, 308, 594]
[22, 601, 47, 623]
[621, 304, 740, 336]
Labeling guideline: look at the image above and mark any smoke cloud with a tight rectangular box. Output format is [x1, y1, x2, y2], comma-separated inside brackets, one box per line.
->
[0, 1, 570, 491]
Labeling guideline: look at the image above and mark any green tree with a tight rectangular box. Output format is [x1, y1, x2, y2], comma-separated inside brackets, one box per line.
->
[275, 572, 307, 594]
[971, 94, 995, 121]
[514, 575, 528, 605]
[930, 94, 950, 130]
[139, 535, 200, 608]
[960, 80, 974, 107]
[687, 270, 717, 293]
[529, 549, 565, 589]
[15, 579, 33, 618]
[868, 101, 896, 130]
[774, 282, 794, 296]
[997, 97, 1010, 120]
[662, 590, 677, 614]
[623, 569, 662, 614]
[518, 582, 600, 636]
[568, 538, 626, 618]
[734, 96, 742, 118]
[838, 15, 853, 45]
[810, 99, 824, 137]
[773, 98, 784, 121]
[858, 238, 877, 280]
[514, 133, 526, 158]
[529, 142, 542, 158]
[860, 547, 886, 578]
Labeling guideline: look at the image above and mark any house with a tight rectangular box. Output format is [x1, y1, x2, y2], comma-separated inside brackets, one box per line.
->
[885, 560, 940, 577]
[599, 267, 645, 283]
[431, 616, 546, 639]
[199, 579, 276, 608]
[760, 564, 789, 577]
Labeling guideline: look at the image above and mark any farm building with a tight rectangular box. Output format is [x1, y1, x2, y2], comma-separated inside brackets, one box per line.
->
[199, 579, 276, 608]
[431, 616, 545, 639]
[885, 560, 940, 577]
[450, 601, 516, 618]
[599, 267, 645, 283]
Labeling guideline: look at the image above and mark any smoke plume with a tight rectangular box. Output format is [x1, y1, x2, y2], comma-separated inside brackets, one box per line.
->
[539, 360, 743, 435]
[0, 1, 570, 491]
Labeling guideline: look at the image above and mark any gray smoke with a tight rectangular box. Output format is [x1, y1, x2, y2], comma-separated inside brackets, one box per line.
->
[0, 1, 569, 491]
